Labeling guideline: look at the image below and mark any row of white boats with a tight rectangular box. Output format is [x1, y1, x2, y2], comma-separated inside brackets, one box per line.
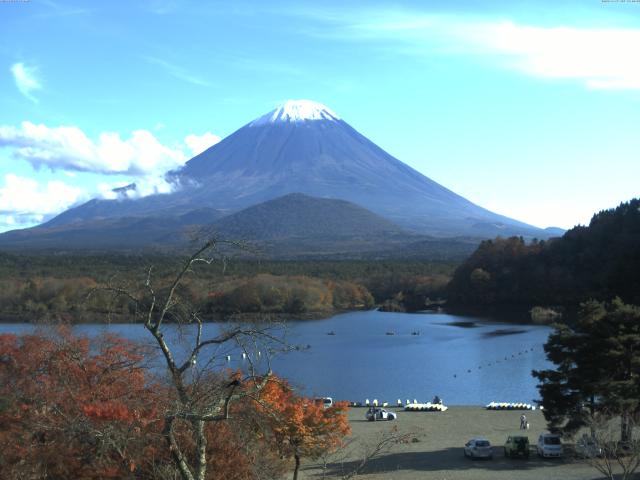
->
[349, 398, 449, 412]
[485, 402, 540, 410]
[404, 402, 449, 412]
[350, 400, 538, 411]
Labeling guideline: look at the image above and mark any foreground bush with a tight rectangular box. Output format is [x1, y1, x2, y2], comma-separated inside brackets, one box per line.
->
[0, 330, 348, 479]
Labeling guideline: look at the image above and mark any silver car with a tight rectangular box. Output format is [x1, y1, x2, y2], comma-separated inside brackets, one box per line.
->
[537, 433, 563, 458]
[464, 437, 493, 459]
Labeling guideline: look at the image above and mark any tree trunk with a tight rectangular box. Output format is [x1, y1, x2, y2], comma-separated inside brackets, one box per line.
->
[293, 453, 301, 480]
[195, 419, 207, 480]
[621, 413, 632, 445]
[163, 417, 196, 480]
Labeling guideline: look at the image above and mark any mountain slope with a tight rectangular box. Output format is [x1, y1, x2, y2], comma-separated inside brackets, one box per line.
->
[0, 208, 224, 251]
[38, 100, 547, 237]
[1, 100, 554, 252]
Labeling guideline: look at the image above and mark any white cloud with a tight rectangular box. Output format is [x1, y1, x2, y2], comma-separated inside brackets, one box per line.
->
[0, 174, 85, 231]
[304, 9, 640, 91]
[0, 122, 189, 175]
[459, 21, 640, 90]
[0, 122, 222, 176]
[0, 122, 222, 230]
[184, 132, 221, 156]
[10, 62, 42, 102]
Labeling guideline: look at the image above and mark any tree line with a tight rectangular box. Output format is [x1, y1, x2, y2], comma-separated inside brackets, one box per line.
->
[0, 255, 454, 322]
[445, 198, 640, 308]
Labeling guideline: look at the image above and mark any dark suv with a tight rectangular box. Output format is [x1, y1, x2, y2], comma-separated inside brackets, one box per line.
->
[504, 436, 530, 458]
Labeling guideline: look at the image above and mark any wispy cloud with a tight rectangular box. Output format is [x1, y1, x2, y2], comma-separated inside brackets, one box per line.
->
[0, 122, 220, 175]
[10, 63, 42, 102]
[465, 22, 640, 90]
[292, 8, 640, 91]
[144, 56, 212, 87]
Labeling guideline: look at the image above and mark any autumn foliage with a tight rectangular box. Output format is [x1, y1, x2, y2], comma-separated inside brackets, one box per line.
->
[0, 328, 160, 479]
[0, 331, 350, 479]
[256, 378, 351, 479]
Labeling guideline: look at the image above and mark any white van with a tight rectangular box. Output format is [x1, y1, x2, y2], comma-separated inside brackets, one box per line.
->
[314, 397, 333, 408]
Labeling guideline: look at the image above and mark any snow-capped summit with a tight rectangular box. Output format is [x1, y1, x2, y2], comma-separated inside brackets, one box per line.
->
[251, 99, 340, 126]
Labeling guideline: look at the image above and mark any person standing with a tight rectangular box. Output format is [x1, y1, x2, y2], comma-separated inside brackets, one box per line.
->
[520, 414, 527, 430]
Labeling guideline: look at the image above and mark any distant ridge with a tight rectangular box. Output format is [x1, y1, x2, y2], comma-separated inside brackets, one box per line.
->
[212, 193, 404, 240]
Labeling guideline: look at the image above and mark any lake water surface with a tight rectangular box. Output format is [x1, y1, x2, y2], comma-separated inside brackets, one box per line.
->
[0, 310, 552, 405]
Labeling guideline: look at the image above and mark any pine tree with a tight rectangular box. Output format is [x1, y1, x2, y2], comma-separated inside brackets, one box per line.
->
[533, 299, 640, 441]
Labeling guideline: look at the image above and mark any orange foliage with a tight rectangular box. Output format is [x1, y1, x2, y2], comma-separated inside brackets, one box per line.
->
[0, 328, 161, 479]
[0, 331, 304, 479]
[257, 378, 351, 474]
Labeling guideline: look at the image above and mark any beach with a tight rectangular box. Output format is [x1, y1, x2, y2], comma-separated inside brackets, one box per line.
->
[300, 406, 604, 480]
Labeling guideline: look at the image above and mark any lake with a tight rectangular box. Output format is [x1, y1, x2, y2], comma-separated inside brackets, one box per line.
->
[0, 310, 552, 405]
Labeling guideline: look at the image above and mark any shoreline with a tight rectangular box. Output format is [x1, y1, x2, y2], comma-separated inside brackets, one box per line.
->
[0, 308, 361, 325]
[0, 304, 557, 325]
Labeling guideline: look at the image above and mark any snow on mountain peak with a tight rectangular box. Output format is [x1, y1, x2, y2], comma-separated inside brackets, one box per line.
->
[251, 100, 340, 126]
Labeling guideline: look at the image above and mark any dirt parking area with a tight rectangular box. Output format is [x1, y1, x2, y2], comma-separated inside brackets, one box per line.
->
[299, 406, 604, 480]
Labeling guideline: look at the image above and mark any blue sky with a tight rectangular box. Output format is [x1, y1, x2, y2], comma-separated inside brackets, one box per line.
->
[1, 0, 639, 232]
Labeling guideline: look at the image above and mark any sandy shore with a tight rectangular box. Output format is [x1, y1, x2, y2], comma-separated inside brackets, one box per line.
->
[299, 406, 604, 480]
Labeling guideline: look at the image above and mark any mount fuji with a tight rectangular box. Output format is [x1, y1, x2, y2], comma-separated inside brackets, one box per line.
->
[0, 100, 554, 253]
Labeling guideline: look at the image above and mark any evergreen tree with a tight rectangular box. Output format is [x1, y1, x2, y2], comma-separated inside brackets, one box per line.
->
[533, 299, 640, 441]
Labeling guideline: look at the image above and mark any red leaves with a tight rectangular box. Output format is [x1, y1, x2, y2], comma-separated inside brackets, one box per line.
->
[0, 329, 160, 479]
[0, 331, 349, 479]
[258, 378, 351, 461]
[82, 401, 135, 422]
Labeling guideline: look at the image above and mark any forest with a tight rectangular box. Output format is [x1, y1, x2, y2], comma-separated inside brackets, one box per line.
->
[445, 199, 640, 309]
[0, 254, 454, 322]
[4, 198, 639, 322]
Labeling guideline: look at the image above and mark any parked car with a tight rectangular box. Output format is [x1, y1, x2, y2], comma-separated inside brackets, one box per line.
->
[575, 435, 602, 458]
[537, 433, 563, 458]
[504, 435, 530, 458]
[464, 437, 493, 459]
[314, 397, 333, 409]
[365, 407, 397, 421]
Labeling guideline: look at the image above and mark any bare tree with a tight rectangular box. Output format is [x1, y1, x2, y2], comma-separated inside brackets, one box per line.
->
[99, 239, 291, 480]
[576, 411, 640, 480]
